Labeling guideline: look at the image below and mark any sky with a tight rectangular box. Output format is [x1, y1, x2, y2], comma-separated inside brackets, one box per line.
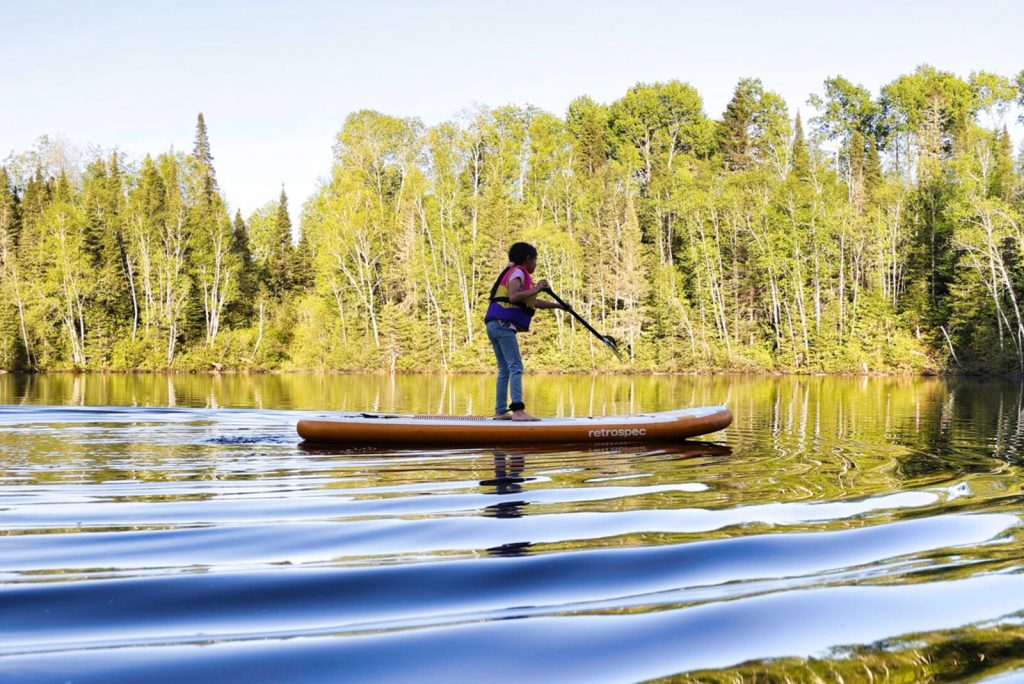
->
[2, 0, 1022, 225]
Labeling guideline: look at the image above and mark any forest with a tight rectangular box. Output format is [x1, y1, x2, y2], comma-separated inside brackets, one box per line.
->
[1, 65, 1023, 373]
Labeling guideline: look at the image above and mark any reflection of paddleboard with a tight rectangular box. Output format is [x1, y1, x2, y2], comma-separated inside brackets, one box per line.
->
[297, 406, 732, 446]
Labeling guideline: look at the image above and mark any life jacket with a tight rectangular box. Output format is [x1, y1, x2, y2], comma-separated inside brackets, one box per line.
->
[484, 263, 537, 331]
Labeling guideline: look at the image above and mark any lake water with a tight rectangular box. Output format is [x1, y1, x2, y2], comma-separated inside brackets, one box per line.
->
[2, 373, 1024, 682]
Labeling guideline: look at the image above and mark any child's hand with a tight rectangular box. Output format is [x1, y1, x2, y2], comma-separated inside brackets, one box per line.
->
[535, 279, 550, 291]
[562, 302, 573, 312]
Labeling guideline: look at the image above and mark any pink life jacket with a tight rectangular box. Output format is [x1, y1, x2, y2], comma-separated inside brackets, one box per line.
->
[484, 264, 537, 331]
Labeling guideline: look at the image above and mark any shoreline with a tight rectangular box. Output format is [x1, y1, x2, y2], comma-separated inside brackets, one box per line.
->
[0, 367, 991, 378]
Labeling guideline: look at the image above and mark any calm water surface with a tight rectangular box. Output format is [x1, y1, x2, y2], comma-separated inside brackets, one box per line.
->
[2, 373, 1024, 682]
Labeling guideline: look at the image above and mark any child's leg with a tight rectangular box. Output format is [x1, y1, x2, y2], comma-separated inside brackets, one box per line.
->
[487, 321, 510, 415]
[496, 328, 524, 411]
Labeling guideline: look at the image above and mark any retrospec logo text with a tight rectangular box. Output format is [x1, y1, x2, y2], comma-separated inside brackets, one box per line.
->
[588, 428, 647, 438]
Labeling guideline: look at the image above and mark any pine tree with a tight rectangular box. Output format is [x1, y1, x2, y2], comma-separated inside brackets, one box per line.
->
[790, 112, 810, 180]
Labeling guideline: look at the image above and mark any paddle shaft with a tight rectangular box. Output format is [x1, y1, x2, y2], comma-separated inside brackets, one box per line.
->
[543, 287, 614, 346]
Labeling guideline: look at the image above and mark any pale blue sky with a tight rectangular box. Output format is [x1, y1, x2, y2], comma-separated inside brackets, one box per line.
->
[2, 0, 1022, 223]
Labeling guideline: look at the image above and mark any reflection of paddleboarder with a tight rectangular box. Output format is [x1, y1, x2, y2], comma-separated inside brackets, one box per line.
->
[482, 452, 531, 556]
[480, 453, 526, 500]
[484, 242, 570, 422]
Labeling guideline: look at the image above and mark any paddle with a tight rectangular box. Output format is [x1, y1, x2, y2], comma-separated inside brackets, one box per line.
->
[543, 287, 624, 362]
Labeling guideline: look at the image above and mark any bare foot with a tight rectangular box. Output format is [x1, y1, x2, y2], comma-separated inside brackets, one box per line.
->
[493, 412, 512, 420]
[511, 410, 540, 421]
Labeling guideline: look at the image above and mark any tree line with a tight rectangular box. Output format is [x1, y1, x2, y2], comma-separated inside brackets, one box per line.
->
[2, 66, 1023, 373]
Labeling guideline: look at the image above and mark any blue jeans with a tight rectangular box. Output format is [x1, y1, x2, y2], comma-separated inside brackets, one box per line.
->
[486, 319, 523, 414]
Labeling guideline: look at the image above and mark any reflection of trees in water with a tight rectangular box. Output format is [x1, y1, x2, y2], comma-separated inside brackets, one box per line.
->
[678, 622, 1024, 683]
[712, 376, 1024, 493]
[6, 372, 1024, 483]
[893, 379, 1024, 478]
[0, 372, 738, 415]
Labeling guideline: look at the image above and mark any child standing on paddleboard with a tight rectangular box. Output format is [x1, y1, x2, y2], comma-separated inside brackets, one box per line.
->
[484, 242, 570, 421]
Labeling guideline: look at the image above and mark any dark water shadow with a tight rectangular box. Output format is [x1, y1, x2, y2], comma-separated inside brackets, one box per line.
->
[297, 440, 732, 461]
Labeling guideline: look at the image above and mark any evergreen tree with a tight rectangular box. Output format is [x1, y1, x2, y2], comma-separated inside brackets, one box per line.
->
[18, 168, 50, 274]
[292, 227, 314, 290]
[270, 188, 294, 295]
[720, 78, 758, 171]
[990, 126, 1015, 201]
[232, 210, 254, 291]
[790, 112, 810, 180]
[225, 210, 255, 325]
[194, 113, 213, 168]
[566, 96, 609, 176]
[863, 138, 882, 198]
[193, 112, 217, 198]
[0, 168, 17, 243]
[0, 166, 28, 368]
[81, 154, 131, 362]
[848, 130, 866, 207]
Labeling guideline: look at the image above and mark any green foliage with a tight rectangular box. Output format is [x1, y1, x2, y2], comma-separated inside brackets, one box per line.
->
[270, 188, 294, 294]
[809, 75, 883, 143]
[4, 70, 1024, 374]
[790, 112, 810, 181]
[720, 78, 791, 175]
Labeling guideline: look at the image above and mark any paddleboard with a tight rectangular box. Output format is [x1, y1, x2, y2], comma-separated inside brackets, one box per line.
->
[296, 406, 731, 446]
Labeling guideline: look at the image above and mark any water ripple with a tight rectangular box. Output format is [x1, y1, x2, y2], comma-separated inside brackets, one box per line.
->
[3, 379, 1024, 681]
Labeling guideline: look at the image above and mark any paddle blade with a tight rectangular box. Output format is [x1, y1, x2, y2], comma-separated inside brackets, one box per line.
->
[602, 336, 625, 362]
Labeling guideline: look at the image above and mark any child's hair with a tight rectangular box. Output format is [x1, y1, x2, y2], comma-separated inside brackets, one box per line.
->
[508, 242, 537, 265]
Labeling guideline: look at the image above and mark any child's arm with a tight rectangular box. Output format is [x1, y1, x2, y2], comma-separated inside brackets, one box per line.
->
[507, 276, 549, 304]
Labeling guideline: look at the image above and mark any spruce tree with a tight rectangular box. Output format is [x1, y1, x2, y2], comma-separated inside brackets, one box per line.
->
[225, 210, 255, 325]
[19, 168, 50, 263]
[81, 158, 108, 264]
[194, 113, 213, 168]
[0, 167, 20, 367]
[790, 112, 810, 180]
[271, 188, 294, 294]
[193, 113, 217, 198]
[720, 79, 757, 171]
[566, 96, 609, 176]
[864, 138, 882, 198]
[848, 130, 866, 207]
[0, 168, 17, 245]
[292, 227, 314, 290]
[990, 126, 1014, 201]
[81, 155, 131, 363]
[232, 210, 254, 279]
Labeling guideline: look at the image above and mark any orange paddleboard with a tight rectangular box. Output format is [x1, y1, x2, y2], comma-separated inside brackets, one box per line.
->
[297, 406, 731, 446]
